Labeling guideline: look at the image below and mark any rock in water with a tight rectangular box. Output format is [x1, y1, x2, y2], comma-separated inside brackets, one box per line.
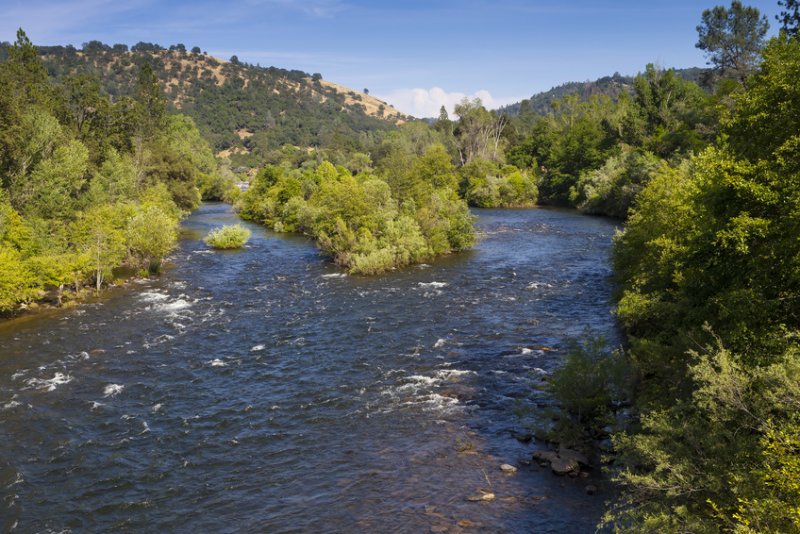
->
[585, 484, 598, 495]
[500, 463, 517, 474]
[532, 450, 558, 462]
[515, 432, 533, 443]
[549, 456, 579, 476]
[558, 448, 589, 466]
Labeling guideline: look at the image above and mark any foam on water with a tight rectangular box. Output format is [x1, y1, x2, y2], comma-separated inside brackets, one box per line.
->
[139, 291, 169, 302]
[434, 369, 475, 380]
[321, 273, 347, 279]
[209, 359, 227, 367]
[434, 338, 446, 348]
[526, 281, 553, 290]
[250, 344, 265, 352]
[3, 399, 21, 410]
[418, 281, 447, 289]
[10, 370, 26, 381]
[160, 298, 192, 311]
[103, 384, 124, 397]
[26, 372, 72, 392]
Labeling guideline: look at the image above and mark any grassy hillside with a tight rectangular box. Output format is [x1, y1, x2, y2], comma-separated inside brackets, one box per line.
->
[0, 41, 406, 164]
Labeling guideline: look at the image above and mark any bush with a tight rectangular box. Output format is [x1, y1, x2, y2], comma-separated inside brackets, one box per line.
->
[204, 224, 251, 249]
[570, 148, 664, 218]
[538, 335, 633, 449]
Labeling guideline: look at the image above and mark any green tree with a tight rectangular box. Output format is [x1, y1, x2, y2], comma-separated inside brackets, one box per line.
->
[71, 205, 127, 292]
[126, 204, 178, 272]
[777, 0, 800, 36]
[135, 62, 166, 137]
[18, 139, 89, 219]
[696, 1, 769, 82]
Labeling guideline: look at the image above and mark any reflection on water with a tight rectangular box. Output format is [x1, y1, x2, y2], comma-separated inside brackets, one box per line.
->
[0, 203, 619, 533]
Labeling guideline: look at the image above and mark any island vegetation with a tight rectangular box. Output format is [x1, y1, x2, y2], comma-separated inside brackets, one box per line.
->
[204, 224, 251, 249]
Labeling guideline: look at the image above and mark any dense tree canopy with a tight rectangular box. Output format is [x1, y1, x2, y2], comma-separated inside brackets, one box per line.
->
[0, 30, 232, 313]
[607, 32, 800, 532]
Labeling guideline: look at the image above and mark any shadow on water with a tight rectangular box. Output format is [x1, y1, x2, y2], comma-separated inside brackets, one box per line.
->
[0, 202, 620, 533]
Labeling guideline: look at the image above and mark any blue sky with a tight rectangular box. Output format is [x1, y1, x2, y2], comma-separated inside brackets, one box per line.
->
[0, 0, 783, 117]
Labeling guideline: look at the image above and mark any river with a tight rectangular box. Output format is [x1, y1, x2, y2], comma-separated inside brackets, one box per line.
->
[0, 202, 619, 533]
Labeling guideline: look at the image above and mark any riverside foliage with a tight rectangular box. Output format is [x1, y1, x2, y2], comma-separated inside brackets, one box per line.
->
[605, 32, 800, 532]
[204, 224, 251, 249]
[0, 30, 230, 312]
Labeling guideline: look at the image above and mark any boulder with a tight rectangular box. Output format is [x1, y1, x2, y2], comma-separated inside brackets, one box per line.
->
[558, 448, 589, 466]
[550, 456, 579, 475]
[532, 450, 558, 463]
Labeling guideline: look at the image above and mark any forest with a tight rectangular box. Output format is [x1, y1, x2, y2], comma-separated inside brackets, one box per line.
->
[1, 0, 800, 530]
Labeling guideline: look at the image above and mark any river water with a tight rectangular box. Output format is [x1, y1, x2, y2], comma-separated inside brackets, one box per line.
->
[0, 203, 619, 533]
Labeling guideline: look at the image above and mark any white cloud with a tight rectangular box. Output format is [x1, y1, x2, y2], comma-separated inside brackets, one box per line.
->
[377, 87, 521, 118]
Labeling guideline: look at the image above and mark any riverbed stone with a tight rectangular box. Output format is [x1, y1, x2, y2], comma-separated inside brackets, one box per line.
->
[585, 484, 598, 495]
[558, 448, 589, 466]
[500, 463, 517, 474]
[532, 450, 559, 463]
[550, 456, 579, 475]
[514, 432, 533, 443]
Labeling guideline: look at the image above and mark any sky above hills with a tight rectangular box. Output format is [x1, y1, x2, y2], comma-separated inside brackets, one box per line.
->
[0, 0, 783, 117]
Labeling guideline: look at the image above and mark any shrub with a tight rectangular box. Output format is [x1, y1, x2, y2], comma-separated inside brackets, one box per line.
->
[204, 224, 251, 249]
[538, 335, 633, 448]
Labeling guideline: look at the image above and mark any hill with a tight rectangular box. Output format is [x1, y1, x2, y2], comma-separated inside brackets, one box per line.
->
[0, 41, 406, 163]
[500, 67, 708, 116]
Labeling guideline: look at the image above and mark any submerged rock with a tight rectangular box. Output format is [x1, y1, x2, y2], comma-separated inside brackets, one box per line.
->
[532, 450, 559, 466]
[533, 448, 588, 475]
[514, 432, 533, 443]
[558, 448, 589, 466]
[549, 456, 579, 476]
[466, 491, 495, 502]
[500, 463, 517, 474]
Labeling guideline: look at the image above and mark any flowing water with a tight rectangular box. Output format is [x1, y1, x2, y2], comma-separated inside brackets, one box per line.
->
[0, 203, 619, 533]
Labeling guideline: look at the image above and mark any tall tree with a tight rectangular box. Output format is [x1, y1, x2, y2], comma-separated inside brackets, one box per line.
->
[453, 98, 506, 164]
[134, 62, 166, 137]
[778, 0, 800, 36]
[696, 1, 769, 83]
